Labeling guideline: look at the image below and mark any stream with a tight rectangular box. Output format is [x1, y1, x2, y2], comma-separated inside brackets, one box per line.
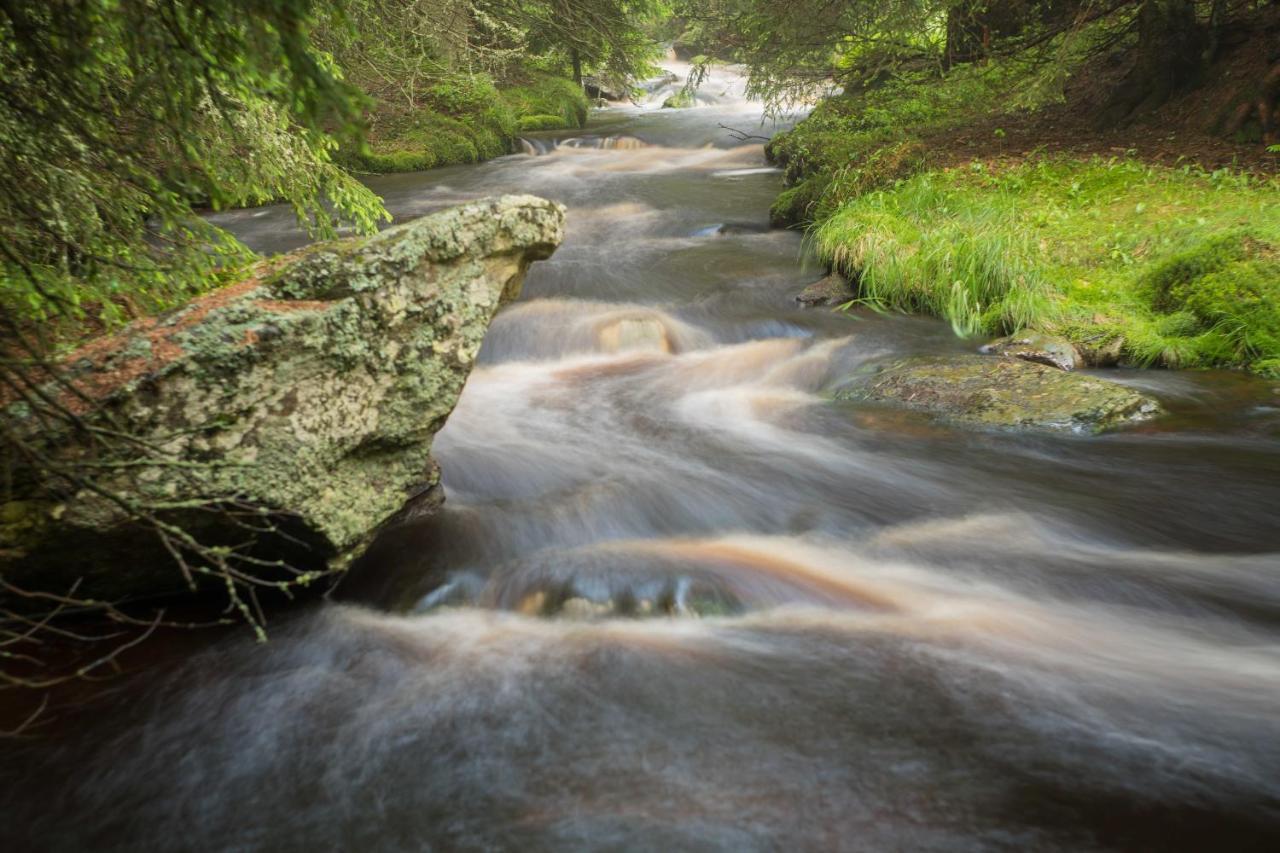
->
[6, 65, 1280, 851]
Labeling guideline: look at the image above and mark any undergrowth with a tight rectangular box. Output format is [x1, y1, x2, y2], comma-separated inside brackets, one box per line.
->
[344, 73, 589, 173]
[766, 59, 1061, 226]
[771, 38, 1280, 376]
[812, 157, 1280, 375]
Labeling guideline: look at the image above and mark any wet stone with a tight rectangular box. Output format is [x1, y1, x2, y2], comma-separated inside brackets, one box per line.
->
[796, 274, 856, 308]
[838, 354, 1162, 433]
[980, 333, 1083, 371]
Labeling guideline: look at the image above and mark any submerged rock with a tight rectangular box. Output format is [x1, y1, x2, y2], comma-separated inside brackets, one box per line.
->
[980, 332, 1082, 371]
[597, 317, 673, 353]
[1, 195, 565, 601]
[796, 274, 855, 308]
[839, 355, 1161, 433]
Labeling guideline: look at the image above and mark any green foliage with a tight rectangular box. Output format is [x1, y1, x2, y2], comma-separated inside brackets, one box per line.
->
[662, 89, 695, 108]
[812, 157, 1280, 375]
[511, 0, 669, 81]
[503, 75, 592, 128]
[0, 0, 387, 333]
[766, 58, 1069, 227]
[1142, 234, 1280, 372]
[347, 72, 590, 173]
[518, 114, 575, 131]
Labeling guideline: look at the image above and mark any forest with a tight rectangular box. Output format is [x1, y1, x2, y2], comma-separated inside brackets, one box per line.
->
[2, 3, 1280, 849]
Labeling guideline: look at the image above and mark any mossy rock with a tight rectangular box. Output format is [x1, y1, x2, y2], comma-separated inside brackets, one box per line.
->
[838, 355, 1161, 433]
[1, 196, 567, 603]
[661, 90, 695, 109]
[770, 176, 828, 228]
[517, 114, 570, 132]
[980, 333, 1083, 371]
[796, 274, 855, 308]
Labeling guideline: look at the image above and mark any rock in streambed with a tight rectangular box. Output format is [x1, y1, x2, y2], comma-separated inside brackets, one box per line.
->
[796, 274, 856, 308]
[838, 355, 1161, 433]
[980, 332, 1083, 371]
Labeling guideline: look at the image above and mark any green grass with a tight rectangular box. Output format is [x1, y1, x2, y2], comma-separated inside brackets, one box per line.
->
[344, 73, 589, 174]
[501, 74, 590, 129]
[812, 158, 1280, 375]
[766, 61, 1046, 226]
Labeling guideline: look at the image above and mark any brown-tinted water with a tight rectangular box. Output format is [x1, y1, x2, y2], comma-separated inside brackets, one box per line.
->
[4, 66, 1280, 852]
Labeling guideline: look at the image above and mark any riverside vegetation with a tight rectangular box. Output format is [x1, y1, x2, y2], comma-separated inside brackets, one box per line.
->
[760, 3, 1280, 376]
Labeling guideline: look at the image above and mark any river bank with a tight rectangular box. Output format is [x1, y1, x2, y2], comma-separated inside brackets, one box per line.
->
[767, 11, 1280, 377]
[340, 72, 592, 174]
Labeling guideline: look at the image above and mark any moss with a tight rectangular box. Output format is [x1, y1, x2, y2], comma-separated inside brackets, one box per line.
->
[343, 110, 483, 173]
[346, 72, 589, 175]
[501, 74, 590, 128]
[661, 89, 695, 109]
[517, 114, 571, 132]
[766, 125, 927, 227]
[839, 355, 1161, 433]
[0, 500, 53, 552]
[770, 177, 828, 227]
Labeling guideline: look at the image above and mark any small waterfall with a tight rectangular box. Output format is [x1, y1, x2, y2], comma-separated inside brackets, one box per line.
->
[517, 135, 650, 155]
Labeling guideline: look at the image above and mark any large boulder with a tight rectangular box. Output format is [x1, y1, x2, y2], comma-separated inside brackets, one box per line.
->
[838, 355, 1161, 433]
[1, 195, 565, 601]
[582, 75, 628, 102]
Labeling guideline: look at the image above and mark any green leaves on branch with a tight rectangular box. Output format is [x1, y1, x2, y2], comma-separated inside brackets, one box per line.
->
[0, 0, 387, 331]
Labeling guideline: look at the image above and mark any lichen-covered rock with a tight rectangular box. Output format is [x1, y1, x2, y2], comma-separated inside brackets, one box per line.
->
[796, 274, 855, 308]
[838, 355, 1161, 433]
[980, 333, 1082, 371]
[2, 195, 565, 601]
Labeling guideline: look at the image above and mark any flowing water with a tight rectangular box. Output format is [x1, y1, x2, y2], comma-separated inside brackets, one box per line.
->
[6, 66, 1280, 851]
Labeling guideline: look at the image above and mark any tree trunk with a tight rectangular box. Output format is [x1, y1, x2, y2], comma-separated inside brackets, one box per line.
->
[943, 0, 1054, 69]
[944, 6, 983, 69]
[571, 48, 583, 87]
[1205, 0, 1227, 61]
[1098, 0, 1205, 126]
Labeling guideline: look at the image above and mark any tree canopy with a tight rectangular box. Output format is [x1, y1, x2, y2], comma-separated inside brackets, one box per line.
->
[0, 0, 389, 331]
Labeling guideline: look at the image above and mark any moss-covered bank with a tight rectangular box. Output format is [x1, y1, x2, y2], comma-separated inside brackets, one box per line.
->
[769, 66, 1280, 377]
[342, 74, 590, 174]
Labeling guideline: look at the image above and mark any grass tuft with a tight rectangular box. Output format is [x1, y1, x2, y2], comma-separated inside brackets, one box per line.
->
[809, 157, 1280, 374]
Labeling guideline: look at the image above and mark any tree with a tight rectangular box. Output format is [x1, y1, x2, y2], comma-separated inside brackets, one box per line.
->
[1100, 0, 1206, 124]
[0, 0, 388, 334]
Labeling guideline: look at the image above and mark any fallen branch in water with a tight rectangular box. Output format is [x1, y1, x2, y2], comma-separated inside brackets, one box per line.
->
[718, 123, 771, 142]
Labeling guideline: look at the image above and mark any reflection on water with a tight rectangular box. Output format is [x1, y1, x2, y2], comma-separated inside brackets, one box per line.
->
[4, 65, 1280, 851]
